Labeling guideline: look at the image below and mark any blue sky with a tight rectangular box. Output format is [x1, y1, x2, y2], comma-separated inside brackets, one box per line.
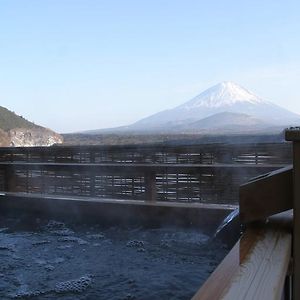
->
[0, 0, 299, 133]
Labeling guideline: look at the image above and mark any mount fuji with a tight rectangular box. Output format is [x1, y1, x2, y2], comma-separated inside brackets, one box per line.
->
[127, 81, 299, 133]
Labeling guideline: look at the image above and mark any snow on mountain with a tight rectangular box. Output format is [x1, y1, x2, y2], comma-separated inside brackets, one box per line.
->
[179, 81, 265, 109]
[132, 81, 300, 130]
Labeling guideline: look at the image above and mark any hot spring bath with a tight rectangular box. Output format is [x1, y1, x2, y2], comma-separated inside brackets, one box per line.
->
[0, 214, 229, 300]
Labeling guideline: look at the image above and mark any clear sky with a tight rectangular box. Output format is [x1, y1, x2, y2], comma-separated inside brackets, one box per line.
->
[0, 0, 299, 133]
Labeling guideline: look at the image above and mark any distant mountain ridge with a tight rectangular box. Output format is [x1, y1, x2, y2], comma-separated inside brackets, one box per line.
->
[84, 81, 299, 134]
[0, 106, 63, 146]
[178, 112, 268, 131]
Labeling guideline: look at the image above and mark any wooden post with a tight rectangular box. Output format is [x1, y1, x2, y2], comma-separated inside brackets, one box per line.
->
[285, 128, 300, 300]
[5, 166, 16, 192]
[90, 150, 95, 163]
[90, 170, 96, 197]
[144, 171, 156, 201]
[294, 141, 300, 299]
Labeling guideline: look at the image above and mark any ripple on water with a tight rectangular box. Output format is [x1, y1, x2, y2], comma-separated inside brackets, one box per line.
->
[0, 216, 228, 300]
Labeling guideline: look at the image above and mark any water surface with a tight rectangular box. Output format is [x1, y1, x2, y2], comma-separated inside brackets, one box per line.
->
[0, 215, 228, 300]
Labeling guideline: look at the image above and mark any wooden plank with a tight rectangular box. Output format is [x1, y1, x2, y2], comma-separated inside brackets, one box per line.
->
[284, 129, 300, 299]
[4, 166, 16, 192]
[221, 230, 291, 300]
[0, 191, 238, 210]
[192, 228, 260, 300]
[0, 143, 292, 165]
[144, 171, 157, 201]
[240, 166, 293, 223]
[292, 141, 300, 299]
[192, 228, 291, 300]
[267, 210, 293, 232]
[0, 162, 286, 175]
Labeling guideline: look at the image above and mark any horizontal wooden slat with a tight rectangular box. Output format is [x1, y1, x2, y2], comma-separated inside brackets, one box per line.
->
[0, 192, 237, 210]
[0, 143, 292, 165]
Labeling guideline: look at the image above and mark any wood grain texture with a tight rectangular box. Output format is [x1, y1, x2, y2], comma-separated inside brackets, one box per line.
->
[0, 143, 292, 165]
[293, 141, 300, 299]
[192, 228, 260, 300]
[192, 228, 291, 300]
[240, 166, 293, 223]
[221, 231, 291, 300]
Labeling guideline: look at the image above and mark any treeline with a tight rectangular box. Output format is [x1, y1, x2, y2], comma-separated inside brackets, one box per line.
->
[62, 132, 285, 146]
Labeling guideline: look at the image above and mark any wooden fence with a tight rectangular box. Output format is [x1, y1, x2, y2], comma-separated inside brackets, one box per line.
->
[0, 143, 291, 164]
[0, 143, 292, 204]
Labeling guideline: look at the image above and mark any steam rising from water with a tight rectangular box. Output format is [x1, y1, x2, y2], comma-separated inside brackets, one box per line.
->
[0, 215, 228, 300]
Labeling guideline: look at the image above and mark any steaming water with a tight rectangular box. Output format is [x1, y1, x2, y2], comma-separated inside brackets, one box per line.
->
[213, 208, 239, 239]
[0, 215, 228, 300]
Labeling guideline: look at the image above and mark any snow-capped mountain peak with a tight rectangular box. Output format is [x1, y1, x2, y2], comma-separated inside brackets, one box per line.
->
[115, 81, 300, 132]
[180, 81, 265, 109]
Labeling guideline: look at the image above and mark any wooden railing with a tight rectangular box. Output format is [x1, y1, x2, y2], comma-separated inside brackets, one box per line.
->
[0, 143, 290, 205]
[0, 142, 292, 164]
[0, 162, 284, 204]
[193, 131, 299, 300]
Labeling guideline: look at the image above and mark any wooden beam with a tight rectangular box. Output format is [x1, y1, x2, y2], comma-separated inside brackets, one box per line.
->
[239, 166, 293, 223]
[0, 162, 285, 179]
[293, 142, 300, 299]
[144, 171, 157, 201]
[0, 191, 237, 210]
[4, 165, 16, 192]
[292, 141, 300, 300]
[286, 128, 300, 300]
[192, 227, 291, 300]
[192, 229, 258, 300]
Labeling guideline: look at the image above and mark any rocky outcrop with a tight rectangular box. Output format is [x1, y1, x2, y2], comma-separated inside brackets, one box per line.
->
[0, 128, 10, 146]
[0, 105, 63, 147]
[8, 127, 63, 147]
